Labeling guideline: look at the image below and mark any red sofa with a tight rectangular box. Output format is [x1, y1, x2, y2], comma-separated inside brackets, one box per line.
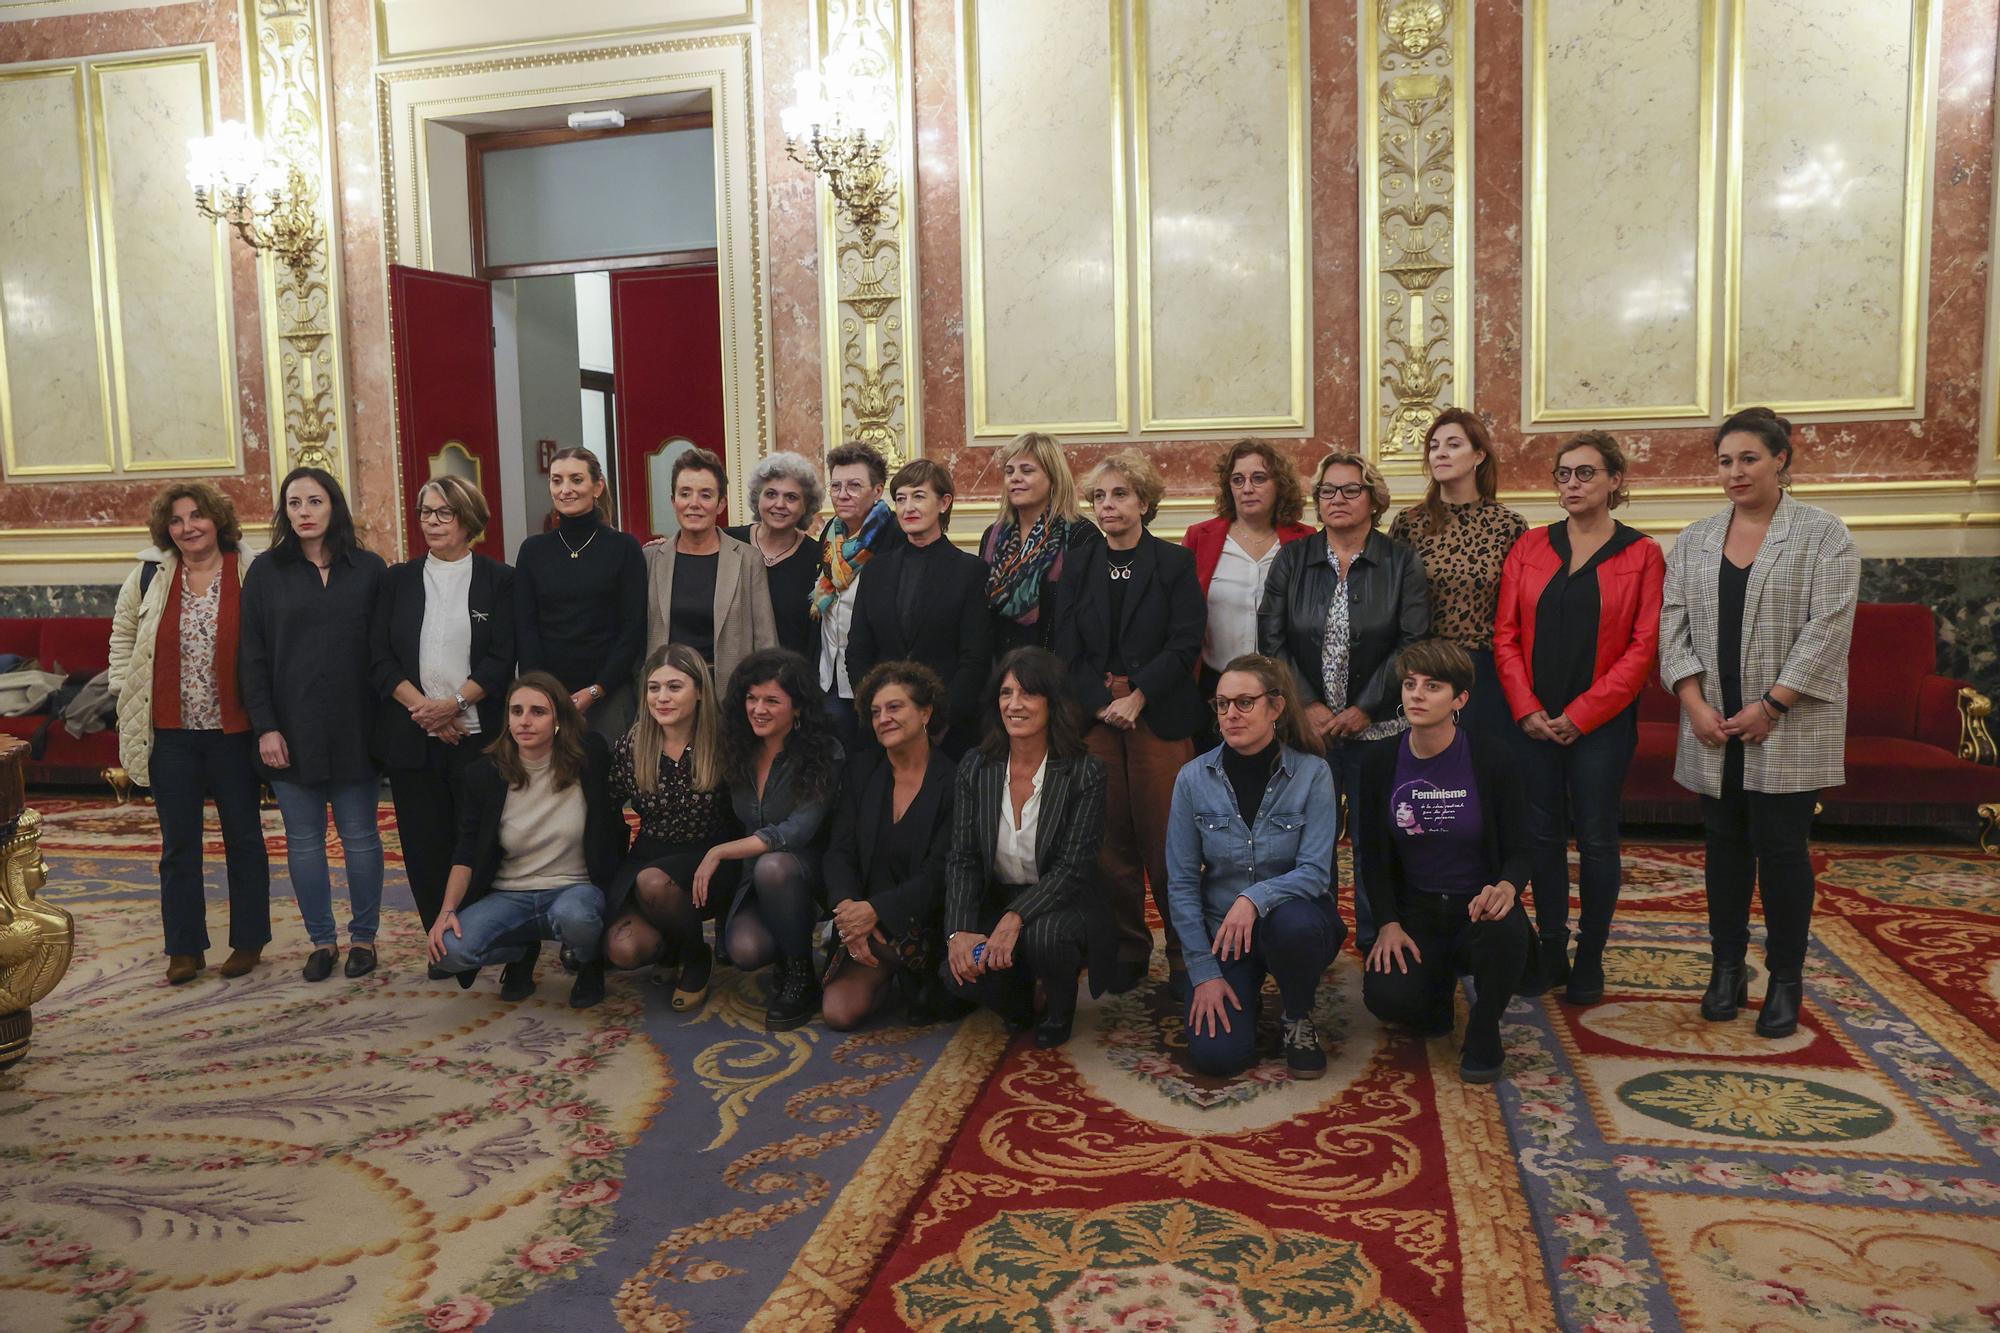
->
[1625, 603, 2000, 842]
[0, 617, 120, 788]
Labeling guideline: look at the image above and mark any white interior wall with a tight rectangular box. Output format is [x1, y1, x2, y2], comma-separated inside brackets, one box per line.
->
[513, 275, 586, 536]
[490, 280, 529, 562]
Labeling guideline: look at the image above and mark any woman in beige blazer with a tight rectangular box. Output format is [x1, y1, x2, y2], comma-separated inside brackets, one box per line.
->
[1659, 407, 1859, 1042]
[642, 447, 778, 694]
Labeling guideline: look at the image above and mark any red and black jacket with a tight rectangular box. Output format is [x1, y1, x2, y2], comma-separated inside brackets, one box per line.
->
[1180, 515, 1316, 592]
[1493, 522, 1664, 735]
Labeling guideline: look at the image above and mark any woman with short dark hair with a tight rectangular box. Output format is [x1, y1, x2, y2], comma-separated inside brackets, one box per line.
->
[239, 466, 388, 982]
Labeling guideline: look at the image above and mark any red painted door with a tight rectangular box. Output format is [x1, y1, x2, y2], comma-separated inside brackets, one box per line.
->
[610, 265, 725, 543]
[389, 265, 503, 558]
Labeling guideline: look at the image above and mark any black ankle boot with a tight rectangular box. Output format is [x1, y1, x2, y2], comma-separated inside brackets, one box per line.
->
[765, 957, 821, 1032]
[1563, 938, 1605, 1006]
[1755, 975, 1802, 1038]
[500, 941, 543, 1002]
[1700, 960, 1748, 1021]
[569, 962, 606, 1009]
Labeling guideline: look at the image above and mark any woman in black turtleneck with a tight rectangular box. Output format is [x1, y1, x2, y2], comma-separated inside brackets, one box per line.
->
[515, 447, 647, 741]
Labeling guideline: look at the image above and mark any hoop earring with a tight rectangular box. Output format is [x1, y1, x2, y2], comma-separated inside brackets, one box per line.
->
[1451, 709, 1461, 726]
[1395, 703, 1408, 723]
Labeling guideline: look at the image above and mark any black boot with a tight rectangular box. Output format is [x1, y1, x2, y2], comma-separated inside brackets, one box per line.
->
[765, 957, 821, 1032]
[500, 941, 542, 1002]
[1563, 936, 1606, 1006]
[569, 961, 606, 1009]
[1700, 960, 1748, 1021]
[1755, 975, 1802, 1038]
[1459, 1020, 1504, 1084]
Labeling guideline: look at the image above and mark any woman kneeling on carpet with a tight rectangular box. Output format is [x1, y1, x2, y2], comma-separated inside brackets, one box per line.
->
[1355, 639, 1533, 1084]
[427, 673, 629, 1007]
[1165, 653, 1344, 1080]
[943, 647, 1109, 1049]
[821, 660, 959, 1030]
[693, 648, 844, 1032]
[601, 644, 739, 1012]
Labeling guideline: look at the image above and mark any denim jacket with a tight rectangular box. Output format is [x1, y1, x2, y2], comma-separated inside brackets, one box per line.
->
[1164, 743, 1338, 987]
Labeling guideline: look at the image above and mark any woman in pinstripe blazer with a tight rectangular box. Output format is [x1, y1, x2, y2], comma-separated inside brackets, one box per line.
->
[1659, 408, 1859, 1041]
[943, 647, 1110, 1049]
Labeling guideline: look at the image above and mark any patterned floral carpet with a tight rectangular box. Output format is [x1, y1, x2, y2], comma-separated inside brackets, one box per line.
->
[3, 798, 1998, 1331]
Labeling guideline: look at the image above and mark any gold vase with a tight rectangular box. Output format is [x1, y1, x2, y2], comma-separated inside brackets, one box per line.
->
[0, 811, 74, 1069]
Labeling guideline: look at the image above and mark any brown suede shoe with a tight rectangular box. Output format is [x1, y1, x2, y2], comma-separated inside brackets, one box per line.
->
[166, 953, 206, 985]
[218, 948, 262, 978]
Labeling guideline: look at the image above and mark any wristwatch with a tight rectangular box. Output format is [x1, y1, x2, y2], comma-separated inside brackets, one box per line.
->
[589, 683, 604, 701]
[453, 690, 470, 713]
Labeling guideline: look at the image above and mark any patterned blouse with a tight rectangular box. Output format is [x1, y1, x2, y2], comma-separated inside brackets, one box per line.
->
[1321, 548, 1406, 742]
[610, 731, 732, 845]
[178, 567, 224, 730]
[1389, 500, 1527, 651]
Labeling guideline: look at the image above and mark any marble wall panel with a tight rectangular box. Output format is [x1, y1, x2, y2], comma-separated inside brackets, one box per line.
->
[1733, 0, 1923, 409]
[1140, 0, 1300, 427]
[0, 64, 112, 476]
[965, 0, 1125, 434]
[93, 52, 236, 470]
[1534, 0, 1709, 419]
[376, 0, 753, 62]
[760, 0, 825, 461]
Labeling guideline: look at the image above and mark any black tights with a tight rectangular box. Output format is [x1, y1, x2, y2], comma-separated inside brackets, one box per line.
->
[822, 953, 895, 1030]
[725, 853, 818, 970]
[604, 868, 705, 971]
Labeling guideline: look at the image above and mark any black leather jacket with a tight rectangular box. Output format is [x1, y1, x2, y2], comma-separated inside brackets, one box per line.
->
[1256, 529, 1431, 720]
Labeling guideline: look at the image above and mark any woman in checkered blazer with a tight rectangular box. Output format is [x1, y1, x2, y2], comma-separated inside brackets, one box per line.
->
[1659, 408, 1859, 1041]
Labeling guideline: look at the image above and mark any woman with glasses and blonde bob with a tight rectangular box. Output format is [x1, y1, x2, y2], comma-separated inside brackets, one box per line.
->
[979, 432, 1100, 656]
[370, 476, 516, 942]
[1165, 653, 1342, 1080]
[1258, 450, 1430, 956]
[1493, 431, 1663, 1005]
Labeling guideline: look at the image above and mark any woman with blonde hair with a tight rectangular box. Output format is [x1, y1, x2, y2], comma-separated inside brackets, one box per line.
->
[601, 643, 739, 1012]
[1053, 449, 1206, 993]
[979, 432, 1100, 655]
[108, 481, 267, 984]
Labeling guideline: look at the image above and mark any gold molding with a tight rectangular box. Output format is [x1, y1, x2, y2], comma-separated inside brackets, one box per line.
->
[0, 63, 116, 480]
[1133, 0, 1309, 433]
[1722, 0, 1935, 415]
[372, 0, 755, 66]
[811, 0, 922, 467]
[1359, 0, 1473, 472]
[243, 0, 353, 494]
[1526, 0, 1717, 425]
[89, 49, 240, 474]
[961, 0, 1131, 438]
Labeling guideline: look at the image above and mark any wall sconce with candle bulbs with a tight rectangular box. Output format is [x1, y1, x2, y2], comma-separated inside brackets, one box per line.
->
[781, 69, 896, 246]
[186, 122, 321, 291]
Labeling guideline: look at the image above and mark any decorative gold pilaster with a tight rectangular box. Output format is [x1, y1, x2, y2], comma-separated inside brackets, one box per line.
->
[241, 0, 353, 491]
[1359, 0, 1472, 469]
[812, 0, 921, 468]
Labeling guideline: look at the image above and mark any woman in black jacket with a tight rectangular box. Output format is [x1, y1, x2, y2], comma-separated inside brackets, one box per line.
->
[821, 660, 958, 1029]
[944, 647, 1109, 1049]
[370, 476, 515, 935]
[1355, 639, 1534, 1085]
[426, 673, 629, 1008]
[1053, 449, 1206, 993]
[1258, 450, 1431, 955]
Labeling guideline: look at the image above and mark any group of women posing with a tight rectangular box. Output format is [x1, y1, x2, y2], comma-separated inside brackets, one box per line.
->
[112, 402, 1856, 1074]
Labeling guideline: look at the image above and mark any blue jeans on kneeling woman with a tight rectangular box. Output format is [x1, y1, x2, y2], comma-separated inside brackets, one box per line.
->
[433, 884, 606, 972]
[1185, 895, 1345, 1077]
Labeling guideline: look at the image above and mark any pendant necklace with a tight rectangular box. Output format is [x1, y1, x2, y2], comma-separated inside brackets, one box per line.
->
[559, 527, 598, 561]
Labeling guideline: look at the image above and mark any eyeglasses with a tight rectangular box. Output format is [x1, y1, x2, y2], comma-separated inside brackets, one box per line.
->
[1552, 464, 1601, 484]
[1211, 692, 1274, 715]
[1229, 472, 1272, 489]
[1316, 483, 1368, 502]
[828, 481, 873, 497]
[416, 506, 456, 523]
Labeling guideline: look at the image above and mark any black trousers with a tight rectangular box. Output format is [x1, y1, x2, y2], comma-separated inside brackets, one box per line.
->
[944, 892, 1089, 1026]
[151, 729, 270, 956]
[1363, 891, 1531, 1041]
[387, 736, 486, 931]
[1700, 780, 1818, 979]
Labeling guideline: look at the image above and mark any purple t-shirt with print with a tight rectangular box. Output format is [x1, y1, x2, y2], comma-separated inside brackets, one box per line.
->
[1390, 729, 1485, 895]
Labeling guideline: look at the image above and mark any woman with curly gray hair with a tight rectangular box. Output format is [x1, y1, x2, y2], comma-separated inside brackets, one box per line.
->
[726, 451, 825, 660]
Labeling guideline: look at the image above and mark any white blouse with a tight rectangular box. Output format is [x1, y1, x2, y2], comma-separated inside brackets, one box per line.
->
[1204, 534, 1281, 670]
[420, 552, 479, 735]
[992, 754, 1047, 885]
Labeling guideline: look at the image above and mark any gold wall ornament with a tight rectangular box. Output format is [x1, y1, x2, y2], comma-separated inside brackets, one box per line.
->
[803, 0, 920, 470]
[1359, 0, 1472, 469]
[240, 0, 353, 493]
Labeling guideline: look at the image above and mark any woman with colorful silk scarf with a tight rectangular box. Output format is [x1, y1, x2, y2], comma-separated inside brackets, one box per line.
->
[979, 432, 1099, 655]
[811, 443, 901, 747]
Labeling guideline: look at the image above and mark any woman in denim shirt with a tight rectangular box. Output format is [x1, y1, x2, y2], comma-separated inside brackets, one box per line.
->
[692, 648, 844, 1032]
[1164, 653, 1345, 1081]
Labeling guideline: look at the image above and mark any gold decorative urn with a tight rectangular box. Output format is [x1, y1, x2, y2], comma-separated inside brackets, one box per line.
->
[0, 735, 73, 1068]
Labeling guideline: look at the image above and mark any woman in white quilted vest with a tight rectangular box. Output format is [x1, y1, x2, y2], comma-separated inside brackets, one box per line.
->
[106, 482, 269, 986]
[1659, 407, 1859, 1041]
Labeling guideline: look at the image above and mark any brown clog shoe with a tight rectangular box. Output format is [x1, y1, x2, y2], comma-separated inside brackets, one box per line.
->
[166, 953, 206, 985]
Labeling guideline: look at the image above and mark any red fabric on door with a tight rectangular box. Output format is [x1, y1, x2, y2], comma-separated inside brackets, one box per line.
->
[610, 265, 725, 542]
[389, 265, 503, 557]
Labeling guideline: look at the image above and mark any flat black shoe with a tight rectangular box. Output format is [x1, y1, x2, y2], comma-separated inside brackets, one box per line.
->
[1282, 1014, 1327, 1079]
[1001, 1008, 1035, 1035]
[1563, 939, 1605, 1006]
[302, 948, 337, 983]
[343, 946, 377, 979]
[455, 968, 480, 990]
[1032, 1013, 1075, 1049]
[427, 963, 452, 982]
[569, 963, 606, 1009]
[1459, 1024, 1505, 1084]
[1700, 961, 1748, 1021]
[1755, 976, 1802, 1038]
[500, 942, 542, 1002]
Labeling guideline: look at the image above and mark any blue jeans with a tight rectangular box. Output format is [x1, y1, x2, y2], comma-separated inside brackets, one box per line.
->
[435, 884, 607, 972]
[1185, 895, 1345, 1077]
[1326, 739, 1381, 951]
[1521, 710, 1637, 946]
[271, 778, 384, 949]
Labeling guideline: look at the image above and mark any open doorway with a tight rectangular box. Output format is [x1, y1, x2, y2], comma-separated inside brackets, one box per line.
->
[388, 95, 728, 562]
